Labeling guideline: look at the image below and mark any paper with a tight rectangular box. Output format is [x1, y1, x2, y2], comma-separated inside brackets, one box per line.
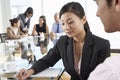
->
[31, 68, 63, 78]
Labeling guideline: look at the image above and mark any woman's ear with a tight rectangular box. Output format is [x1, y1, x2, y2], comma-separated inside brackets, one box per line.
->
[82, 16, 87, 25]
[115, 0, 120, 12]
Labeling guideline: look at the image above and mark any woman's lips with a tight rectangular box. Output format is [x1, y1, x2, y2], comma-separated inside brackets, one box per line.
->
[66, 31, 73, 35]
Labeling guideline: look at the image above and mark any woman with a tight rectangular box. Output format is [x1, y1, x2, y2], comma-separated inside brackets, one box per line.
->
[17, 7, 33, 34]
[7, 18, 25, 39]
[16, 2, 110, 80]
[31, 15, 49, 36]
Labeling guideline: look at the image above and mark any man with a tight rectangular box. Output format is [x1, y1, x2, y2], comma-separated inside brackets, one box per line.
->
[49, 12, 65, 45]
[88, 0, 120, 80]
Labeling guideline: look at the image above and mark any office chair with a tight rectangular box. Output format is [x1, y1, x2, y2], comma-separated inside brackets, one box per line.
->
[0, 33, 7, 43]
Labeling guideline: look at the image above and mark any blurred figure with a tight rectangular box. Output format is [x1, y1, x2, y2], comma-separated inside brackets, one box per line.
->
[50, 12, 64, 45]
[7, 18, 26, 39]
[17, 7, 33, 34]
[31, 15, 49, 37]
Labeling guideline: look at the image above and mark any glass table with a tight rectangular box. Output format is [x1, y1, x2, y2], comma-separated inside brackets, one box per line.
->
[0, 36, 64, 80]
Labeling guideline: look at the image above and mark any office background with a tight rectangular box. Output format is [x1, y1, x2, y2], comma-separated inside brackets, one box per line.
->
[0, 0, 120, 49]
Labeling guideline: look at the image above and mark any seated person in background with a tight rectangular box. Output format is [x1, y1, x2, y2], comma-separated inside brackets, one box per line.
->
[31, 15, 49, 37]
[50, 12, 65, 45]
[17, 7, 33, 34]
[7, 18, 26, 39]
[16, 2, 110, 80]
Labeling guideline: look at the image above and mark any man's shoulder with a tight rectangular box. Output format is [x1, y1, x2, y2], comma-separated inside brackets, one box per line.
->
[105, 55, 120, 63]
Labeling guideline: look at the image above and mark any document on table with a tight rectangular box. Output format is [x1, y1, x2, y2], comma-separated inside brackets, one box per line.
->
[31, 68, 63, 78]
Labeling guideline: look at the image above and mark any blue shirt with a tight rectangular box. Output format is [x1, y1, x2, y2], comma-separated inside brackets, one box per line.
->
[51, 22, 64, 33]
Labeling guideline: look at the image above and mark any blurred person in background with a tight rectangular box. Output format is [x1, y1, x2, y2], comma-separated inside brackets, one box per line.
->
[31, 15, 49, 37]
[7, 17, 26, 39]
[50, 12, 64, 45]
[17, 7, 33, 34]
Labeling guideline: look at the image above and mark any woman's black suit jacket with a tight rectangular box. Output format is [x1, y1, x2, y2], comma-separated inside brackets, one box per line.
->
[31, 31, 110, 80]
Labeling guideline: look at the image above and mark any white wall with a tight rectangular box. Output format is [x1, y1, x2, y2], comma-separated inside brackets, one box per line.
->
[0, 0, 3, 33]
[0, 0, 11, 33]
[0, 0, 11, 57]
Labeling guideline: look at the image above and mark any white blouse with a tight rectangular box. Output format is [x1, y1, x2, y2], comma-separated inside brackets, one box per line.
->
[74, 57, 81, 75]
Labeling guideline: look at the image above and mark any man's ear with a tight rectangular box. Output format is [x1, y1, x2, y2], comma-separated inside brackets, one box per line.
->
[115, 0, 120, 12]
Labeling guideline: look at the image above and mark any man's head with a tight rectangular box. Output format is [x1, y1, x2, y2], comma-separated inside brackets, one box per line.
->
[94, 0, 120, 32]
[54, 12, 60, 23]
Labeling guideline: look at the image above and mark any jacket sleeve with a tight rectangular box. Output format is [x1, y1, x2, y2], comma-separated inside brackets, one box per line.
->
[97, 40, 110, 64]
[30, 37, 62, 74]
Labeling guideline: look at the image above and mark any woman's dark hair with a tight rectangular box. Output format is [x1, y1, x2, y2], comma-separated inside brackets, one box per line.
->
[24, 7, 33, 16]
[40, 15, 46, 27]
[9, 18, 19, 26]
[59, 2, 90, 31]
[106, 0, 113, 7]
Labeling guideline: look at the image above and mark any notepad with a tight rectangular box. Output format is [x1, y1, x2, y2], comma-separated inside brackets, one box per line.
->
[31, 68, 63, 78]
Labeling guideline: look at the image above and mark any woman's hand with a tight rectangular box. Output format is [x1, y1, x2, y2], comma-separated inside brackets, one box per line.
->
[16, 68, 35, 80]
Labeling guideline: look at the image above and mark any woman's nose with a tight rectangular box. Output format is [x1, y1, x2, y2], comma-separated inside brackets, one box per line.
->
[64, 24, 70, 30]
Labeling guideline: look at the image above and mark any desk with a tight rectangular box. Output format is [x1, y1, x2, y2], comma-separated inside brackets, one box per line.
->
[4, 36, 63, 67]
[0, 68, 63, 80]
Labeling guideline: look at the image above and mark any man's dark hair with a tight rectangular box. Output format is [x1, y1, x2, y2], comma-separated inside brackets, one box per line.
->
[94, 0, 113, 7]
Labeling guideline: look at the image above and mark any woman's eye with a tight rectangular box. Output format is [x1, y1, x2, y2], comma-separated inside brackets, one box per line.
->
[68, 21, 74, 24]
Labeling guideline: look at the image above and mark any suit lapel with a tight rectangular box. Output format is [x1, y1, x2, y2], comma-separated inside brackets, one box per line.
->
[80, 32, 94, 78]
[20, 14, 26, 26]
[66, 38, 76, 72]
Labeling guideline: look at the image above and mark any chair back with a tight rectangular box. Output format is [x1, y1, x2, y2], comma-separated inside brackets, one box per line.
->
[0, 33, 7, 43]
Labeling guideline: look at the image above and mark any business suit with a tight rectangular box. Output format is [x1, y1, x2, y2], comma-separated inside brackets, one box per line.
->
[17, 13, 31, 33]
[31, 31, 110, 80]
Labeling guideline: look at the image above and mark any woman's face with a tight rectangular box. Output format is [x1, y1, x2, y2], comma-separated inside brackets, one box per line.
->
[39, 18, 44, 24]
[14, 21, 20, 28]
[60, 12, 86, 38]
[26, 13, 33, 18]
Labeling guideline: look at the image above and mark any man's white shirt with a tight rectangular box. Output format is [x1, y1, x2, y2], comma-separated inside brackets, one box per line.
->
[88, 54, 120, 80]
